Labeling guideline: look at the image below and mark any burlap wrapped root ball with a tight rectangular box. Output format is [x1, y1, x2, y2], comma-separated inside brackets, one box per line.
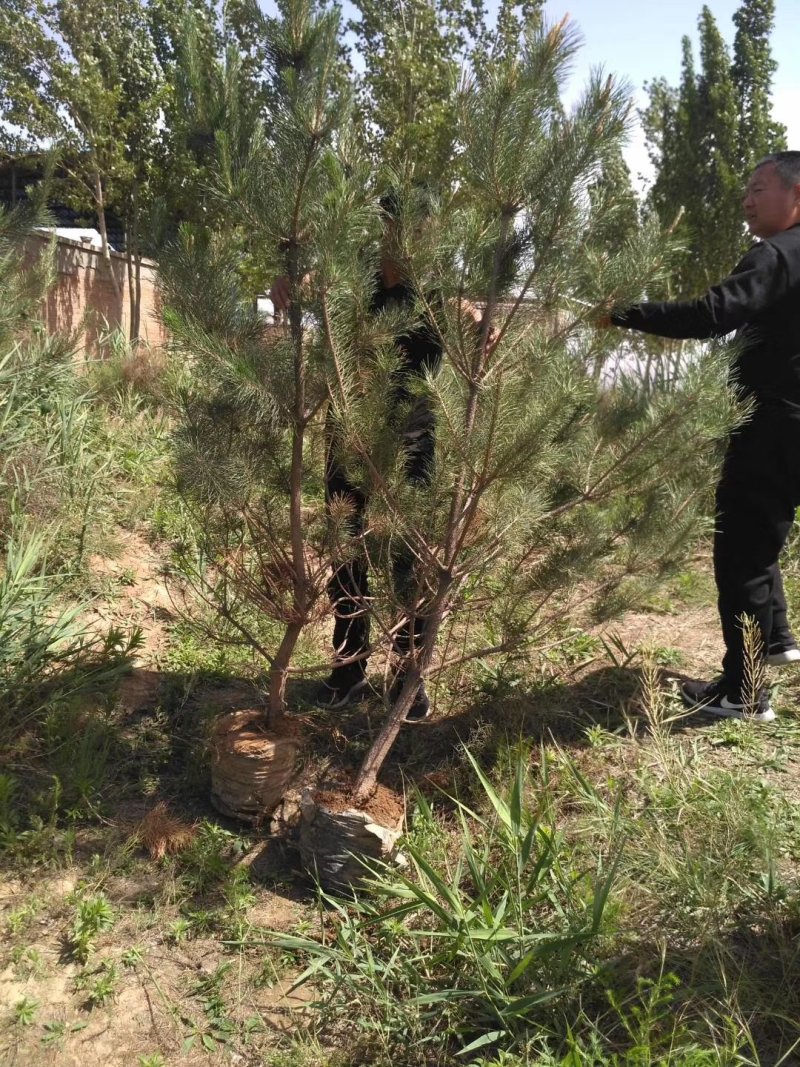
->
[210, 709, 299, 824]
[298, 784, 405, 891]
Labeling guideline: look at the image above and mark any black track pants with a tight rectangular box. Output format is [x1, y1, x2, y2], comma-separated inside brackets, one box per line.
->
[714, 406, 800, 694]
[325, 406, 435, 671]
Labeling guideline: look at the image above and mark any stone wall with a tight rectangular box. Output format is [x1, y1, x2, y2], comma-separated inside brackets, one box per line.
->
[24, 232, 168, 356]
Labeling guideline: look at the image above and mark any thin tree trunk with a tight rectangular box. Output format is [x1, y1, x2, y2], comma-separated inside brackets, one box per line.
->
[133, 246, 142, 343]
[353, 664, 425, 806]
[353, 575, 452, 806]
[93, 169, 123, 312]
[126, 218, 135, 341]
[268, 621, 303, 726]
[130, 181, 142, 344]
[266, 242, 309, 727]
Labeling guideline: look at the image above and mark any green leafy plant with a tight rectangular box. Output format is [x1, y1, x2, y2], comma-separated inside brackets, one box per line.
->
[138, 1055, 167, 1067]
[121, 946, 144, 969]
[12, 996, 39, 1027]
[70, 894, 115, 963]
[74, 958, 119, 1007]
[167, 918, 192, 945]
[182, 962, 237, 1055]
[40, 1019, 88, 1050]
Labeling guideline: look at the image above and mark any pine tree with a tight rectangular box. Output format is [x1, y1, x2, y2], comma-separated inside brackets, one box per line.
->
[325, 29, 737, 802]
[159, 0, 363, 722]
[162, 3, 736, 801]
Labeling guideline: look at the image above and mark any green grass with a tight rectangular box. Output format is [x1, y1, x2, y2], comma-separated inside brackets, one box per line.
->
[4, 322, 800, 1065]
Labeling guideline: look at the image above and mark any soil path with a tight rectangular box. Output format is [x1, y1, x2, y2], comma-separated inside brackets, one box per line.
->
[87, 528, 175, 712]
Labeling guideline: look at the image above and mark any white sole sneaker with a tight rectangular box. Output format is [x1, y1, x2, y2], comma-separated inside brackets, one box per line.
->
[704, 700, 776, 723]
[680, 681, 776, 722]
[767, 647, 800, 666]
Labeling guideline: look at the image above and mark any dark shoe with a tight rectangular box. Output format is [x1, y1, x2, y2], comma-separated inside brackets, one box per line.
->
[389, 673, 432, 722]
[680, 677, 775, 722]
[767, 642, 800, 666]
[314, 668, 370, 710]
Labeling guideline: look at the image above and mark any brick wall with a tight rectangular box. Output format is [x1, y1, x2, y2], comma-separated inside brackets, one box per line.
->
[24, 232, 168, 355]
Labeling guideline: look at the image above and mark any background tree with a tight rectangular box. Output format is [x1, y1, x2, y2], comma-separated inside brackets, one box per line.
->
[347, 0, 545, 187]
[732, 0, 785, 170]
[0, 0, 166, 336]
[347, 0, 474, 185]
[0, 0, 275, 335]
[642, 0, 785, 296]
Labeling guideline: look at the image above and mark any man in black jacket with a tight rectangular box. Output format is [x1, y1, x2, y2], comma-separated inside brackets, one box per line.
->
[608, 151, 800, 722]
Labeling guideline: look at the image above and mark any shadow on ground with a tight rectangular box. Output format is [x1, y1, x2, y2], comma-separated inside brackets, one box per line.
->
[593, 916, 800, 1064]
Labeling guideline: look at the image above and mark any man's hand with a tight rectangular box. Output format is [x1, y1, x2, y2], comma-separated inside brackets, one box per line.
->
[460, 299, 499, 351]
[268, 273, 314, 314]
[594, 314, 615, 329]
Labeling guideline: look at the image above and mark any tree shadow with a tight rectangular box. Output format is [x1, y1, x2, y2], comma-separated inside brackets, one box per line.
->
[592, 915, 800, 1063]
[304, 661, 730, 804]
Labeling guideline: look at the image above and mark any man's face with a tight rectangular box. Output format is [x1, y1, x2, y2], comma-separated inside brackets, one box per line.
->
[742, 163, 800, 239]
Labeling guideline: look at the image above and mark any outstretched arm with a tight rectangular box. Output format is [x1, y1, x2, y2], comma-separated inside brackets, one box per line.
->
[605, 240, 790, 339]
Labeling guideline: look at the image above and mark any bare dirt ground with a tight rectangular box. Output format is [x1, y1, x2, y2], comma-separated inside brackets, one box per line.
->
[0, 838, 315, 1067]
[1, 532, 320, 1067]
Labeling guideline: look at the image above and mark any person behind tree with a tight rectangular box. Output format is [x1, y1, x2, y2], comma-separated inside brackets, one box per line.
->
[270, 190, 488, 720]
[605, 150, 800, 721]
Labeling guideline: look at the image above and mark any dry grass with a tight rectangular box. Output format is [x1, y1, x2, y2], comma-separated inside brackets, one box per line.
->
[135, 801, 198, 860]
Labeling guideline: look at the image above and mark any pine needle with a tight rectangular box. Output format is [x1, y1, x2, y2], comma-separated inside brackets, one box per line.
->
[136, 802, 197, 861]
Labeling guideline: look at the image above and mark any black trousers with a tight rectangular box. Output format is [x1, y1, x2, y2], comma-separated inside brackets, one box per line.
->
[325, 403, 435, 673]
[715, 404, 800, 694]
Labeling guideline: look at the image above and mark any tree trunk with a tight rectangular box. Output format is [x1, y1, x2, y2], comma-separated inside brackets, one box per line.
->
[352, 668, 424, 806]
[267, 621, 302, 726]
[353, 573, 453, 806]
[132, 246, 142, 343]
[126, 220, 135, 341]
[265, 246, 309, 727]
[93, 169, 123, 313]
[129, 181, 142, 344]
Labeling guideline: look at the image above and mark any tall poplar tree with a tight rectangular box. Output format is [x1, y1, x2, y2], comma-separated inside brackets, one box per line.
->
[732, 0, 785, 169]
[643, 0, 785, 296]
[347, 0, 545, 186]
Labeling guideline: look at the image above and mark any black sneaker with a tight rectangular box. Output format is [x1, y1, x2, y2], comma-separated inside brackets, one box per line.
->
[680, 677, 775, 722]
[313, 668, 370, 710]
[389, 673, 432, 722]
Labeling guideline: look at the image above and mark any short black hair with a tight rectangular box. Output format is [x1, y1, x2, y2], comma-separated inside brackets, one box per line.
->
[378, 183, 436, 222]
[754, 151, 800, 187]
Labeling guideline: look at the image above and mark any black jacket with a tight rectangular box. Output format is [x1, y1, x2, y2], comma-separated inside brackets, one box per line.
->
[611, 223, 800, 405]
